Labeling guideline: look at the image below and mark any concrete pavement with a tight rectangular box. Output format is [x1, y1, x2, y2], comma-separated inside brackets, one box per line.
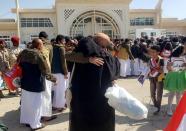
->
[0, 78, 176, 131]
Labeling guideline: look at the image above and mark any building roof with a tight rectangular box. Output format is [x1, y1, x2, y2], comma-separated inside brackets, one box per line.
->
[0, 19, 15, 22]
[130, 9, 157, 13]
[56, 0, 132, 4]
[11, 8, 56, 13]
[130, 0, 163, 9]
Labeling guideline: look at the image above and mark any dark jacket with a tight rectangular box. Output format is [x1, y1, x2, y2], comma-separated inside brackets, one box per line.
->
[131, 44, 140, 59]
[51, 44, 68, 75]
[69, 37, 120, 131]
[41, 38, 53, 64]
[18, 49, 53, 93]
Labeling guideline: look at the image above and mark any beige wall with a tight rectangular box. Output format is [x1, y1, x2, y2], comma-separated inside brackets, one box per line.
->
[19, 11, 57, 43]
[0, 22, 17, 46]
[161, 19, 186, 36]
[162, 27, 186, 36]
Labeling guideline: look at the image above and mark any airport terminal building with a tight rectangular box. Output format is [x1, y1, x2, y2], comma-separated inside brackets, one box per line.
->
[0, 0, 186, 46]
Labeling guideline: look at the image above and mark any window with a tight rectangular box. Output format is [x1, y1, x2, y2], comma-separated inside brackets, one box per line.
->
[21, 18, 54, 28]
[0, 35, 11, 47]
[141, 32, 147, 37]
[71, 15, 118, 38]
[166, 32, 177, 37]
[130, 17, 154, 26]
[151, 32, 156, 37]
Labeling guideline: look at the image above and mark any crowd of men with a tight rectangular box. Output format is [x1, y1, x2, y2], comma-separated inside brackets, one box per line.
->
[0, 31, 186, 131]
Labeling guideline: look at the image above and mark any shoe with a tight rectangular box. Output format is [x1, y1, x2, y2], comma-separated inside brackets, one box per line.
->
[41, 115, 57, 122]
[52, 107, 57, 111]
[167, 110, 173, 116]
[153, 108, 160, 115]
[57, 108, 66, 112]
[153, 110, 160, 115]
[0, 91, 5, 98]
[25, 124, 30, 127]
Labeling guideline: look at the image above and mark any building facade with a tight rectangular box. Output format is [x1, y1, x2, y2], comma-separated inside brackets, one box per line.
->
[0, 0, 186, 44]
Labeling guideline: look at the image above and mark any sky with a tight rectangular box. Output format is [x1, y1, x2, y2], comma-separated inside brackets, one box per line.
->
[0, 0, 185, 20]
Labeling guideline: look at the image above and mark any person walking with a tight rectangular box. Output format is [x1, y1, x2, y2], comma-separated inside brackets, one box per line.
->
[51, 35, 68, 112]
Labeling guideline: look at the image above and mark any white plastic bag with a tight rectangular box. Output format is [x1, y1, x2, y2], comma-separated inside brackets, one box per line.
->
[105, 84, 148, 120]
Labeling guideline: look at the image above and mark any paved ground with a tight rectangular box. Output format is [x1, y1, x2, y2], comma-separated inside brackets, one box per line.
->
[0, 78, 176, 131]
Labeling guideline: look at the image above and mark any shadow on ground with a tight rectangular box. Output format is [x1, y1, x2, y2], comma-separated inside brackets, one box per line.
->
[0, 109, 70, 131]
[115, 104, 174, 131]
[0, 109, 28, 131]
[46, 112, 69, 126]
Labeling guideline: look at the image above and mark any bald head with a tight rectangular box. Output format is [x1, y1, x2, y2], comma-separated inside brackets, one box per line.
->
[94, 33, 111, 48]
[95, 33, 110, 41]
[31, 38, 43, 50]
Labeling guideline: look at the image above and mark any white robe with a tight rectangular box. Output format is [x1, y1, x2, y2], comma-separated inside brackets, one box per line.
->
[131, 58, 140, 76]
[126, 59, 131, 76]
[139, 60, 148, 74]
[20, 89, 42, 129]
[119, 59, 130, 77]
[52, 74, 68, 108]
[41, 79, 52, 117]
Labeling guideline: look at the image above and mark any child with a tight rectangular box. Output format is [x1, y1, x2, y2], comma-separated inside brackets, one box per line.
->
[164, 45, 186, 116]
[149, 45, 164, 115]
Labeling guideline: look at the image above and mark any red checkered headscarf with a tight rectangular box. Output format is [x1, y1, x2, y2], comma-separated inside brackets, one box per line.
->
[11, 36, 20, 46]
[0, 39, 5, 45]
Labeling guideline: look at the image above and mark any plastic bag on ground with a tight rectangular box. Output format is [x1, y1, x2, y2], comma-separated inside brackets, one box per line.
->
[105, 84, 148, 120]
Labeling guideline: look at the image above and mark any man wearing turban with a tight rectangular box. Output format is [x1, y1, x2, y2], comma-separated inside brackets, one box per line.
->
[8, 36, 23, 95]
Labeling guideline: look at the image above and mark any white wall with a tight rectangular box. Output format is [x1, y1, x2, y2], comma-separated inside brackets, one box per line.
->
[56, 3, 130, 38]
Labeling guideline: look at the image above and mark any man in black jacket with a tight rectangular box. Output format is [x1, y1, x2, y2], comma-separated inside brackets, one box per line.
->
[19, 38, 56, 130]
[51, 35, 69, 112]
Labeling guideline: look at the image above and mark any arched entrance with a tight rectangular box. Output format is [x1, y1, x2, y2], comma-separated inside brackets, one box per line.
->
[70, 10, 121, 39]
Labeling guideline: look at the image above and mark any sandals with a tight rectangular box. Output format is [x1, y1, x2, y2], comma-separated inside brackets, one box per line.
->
[57, 108, 66, 112]
[52, 107, 66, 112]
[41, 115, 57, 122]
